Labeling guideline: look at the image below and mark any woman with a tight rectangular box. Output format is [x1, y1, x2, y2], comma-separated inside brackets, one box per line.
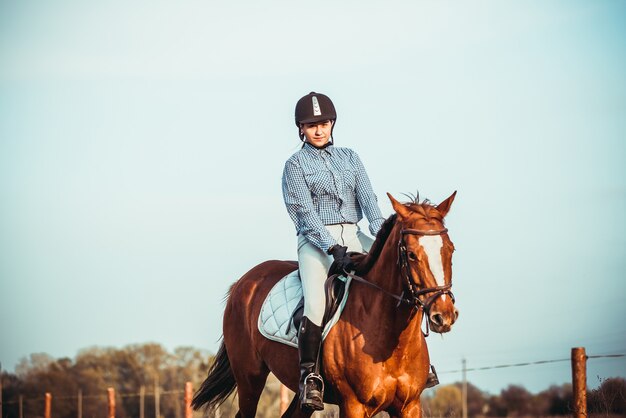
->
[282, 92, 386, 411]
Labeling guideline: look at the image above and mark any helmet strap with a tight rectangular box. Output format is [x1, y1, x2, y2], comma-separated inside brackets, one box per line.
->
[297, 119, 336, 144]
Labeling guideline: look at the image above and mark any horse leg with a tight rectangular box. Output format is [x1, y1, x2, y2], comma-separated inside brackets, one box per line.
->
[232, 363, 270, 418]
[227, 339, 270, 418]
[396, 401, 422, 418]
[338, 398, 367, 418]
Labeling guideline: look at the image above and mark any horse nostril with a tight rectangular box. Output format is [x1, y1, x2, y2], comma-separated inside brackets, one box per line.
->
[430, 313, 443, 326]
[454, 309, 459, 322]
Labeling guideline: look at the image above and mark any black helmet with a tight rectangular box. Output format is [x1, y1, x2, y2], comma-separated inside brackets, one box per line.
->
[294, 92, 337, 126]
[295, 92, 337, 142]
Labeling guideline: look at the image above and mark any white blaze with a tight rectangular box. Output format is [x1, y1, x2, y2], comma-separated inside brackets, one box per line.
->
[419, 235, 447, 301]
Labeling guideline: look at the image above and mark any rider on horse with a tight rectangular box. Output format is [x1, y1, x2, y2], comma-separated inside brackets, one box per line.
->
[282, 92, 387, 411]
[190, 97, 452, 414]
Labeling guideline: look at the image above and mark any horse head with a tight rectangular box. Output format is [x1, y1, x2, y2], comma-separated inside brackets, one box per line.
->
[388, 191, 459, 334]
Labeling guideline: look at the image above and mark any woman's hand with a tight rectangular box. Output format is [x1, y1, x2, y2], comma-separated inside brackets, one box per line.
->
[327, 245, 355, 272]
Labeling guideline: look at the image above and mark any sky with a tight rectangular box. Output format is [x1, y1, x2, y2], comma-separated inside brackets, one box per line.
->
[1, 0, 625, 395]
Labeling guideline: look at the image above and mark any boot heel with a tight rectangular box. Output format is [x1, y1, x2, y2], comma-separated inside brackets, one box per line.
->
[301, 395, 324, 411]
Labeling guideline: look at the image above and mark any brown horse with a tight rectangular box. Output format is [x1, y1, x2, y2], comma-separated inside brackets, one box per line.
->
[192, 192, 458, 417]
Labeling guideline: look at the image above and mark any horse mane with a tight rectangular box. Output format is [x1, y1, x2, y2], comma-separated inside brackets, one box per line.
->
[353, 196, 445, 275]
[353, 213, 397, 275]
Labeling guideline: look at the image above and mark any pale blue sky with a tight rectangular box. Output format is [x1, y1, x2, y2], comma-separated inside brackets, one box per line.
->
[1, 0, 625, 394]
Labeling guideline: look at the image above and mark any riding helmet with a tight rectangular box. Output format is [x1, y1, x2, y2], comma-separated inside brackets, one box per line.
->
[295, 92, 337, 141]
[295, 92, 337, 126]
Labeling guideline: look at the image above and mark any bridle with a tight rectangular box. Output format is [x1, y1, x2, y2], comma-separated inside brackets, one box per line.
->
[398, 227, 455, 315]
[339, 226, 455, 336]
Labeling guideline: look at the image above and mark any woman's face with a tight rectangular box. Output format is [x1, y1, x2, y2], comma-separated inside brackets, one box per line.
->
[301, 120, 333, 147]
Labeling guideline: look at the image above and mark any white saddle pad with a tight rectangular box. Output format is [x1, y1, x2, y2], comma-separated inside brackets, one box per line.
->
[258, 270, 352, 347]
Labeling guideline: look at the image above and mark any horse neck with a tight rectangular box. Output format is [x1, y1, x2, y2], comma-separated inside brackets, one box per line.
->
[366, 223, 403, 291]
[357, 227, 426, 350]
[362, 224, 420, 325]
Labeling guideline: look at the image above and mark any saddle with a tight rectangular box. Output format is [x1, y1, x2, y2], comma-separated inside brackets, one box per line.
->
[257, 262, 352, 347]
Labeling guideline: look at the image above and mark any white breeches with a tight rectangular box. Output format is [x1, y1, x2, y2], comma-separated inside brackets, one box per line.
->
[298, 224, 374, 327]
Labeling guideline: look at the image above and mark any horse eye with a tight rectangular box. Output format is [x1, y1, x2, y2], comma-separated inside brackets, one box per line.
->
[407, 252, 417, 261]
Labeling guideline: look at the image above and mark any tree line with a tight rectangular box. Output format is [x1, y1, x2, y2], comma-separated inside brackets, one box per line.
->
[420, 379, 625, 417]
[1, 344, 624, 417]
[0, 344, 281, 418]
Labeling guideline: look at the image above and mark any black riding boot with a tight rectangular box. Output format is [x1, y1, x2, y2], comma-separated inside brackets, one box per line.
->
[298, 316, 324, 411]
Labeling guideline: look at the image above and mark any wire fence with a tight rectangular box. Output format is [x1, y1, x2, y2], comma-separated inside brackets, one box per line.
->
[439, 353, 625, 374]
[2, 354, 625, 404]
[1, 352, 624, 417]
[1, 391, 188, 405]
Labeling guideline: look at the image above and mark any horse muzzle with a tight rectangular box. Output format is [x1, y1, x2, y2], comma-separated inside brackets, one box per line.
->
[428, 302, 459, 333]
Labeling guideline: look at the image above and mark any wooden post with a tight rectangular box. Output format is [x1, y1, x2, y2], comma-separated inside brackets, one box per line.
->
[184, 382, 193, 418]
[462, 358, 468, 418]
[140, 386, 145, 418]
[19, 394, 24, 418]
[77, 389, 82, 418]
[154, 377, 160, 418]
[571, 347, 587, 417]
[107, 387, 115, 418]
[45, 392, 52, 418]
[279, 384, 290, 415]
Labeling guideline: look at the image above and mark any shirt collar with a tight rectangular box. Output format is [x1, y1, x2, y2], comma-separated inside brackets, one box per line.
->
[303, 142, 334, 156]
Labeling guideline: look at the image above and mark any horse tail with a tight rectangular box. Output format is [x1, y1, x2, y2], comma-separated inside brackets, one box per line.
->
[191, 341, 236, 411]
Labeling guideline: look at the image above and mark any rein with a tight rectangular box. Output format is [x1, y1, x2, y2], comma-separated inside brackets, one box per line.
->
[337, 226, 455, 336]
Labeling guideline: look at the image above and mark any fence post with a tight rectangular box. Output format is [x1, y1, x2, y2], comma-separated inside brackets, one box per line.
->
[184, 382, 193, 418]
[154, 377, 160, 418]
[45, 392, 52, 418]
[462, 358, 468, 418]
[77, 389, 82, 418]
[140, 385, 145, 418]
[108, 388, 115, 418]
[571, 347, 587, 417]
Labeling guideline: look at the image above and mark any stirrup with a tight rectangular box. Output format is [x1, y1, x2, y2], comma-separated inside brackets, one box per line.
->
[425, 365, 440, 388]
[300, 373, 325, 411]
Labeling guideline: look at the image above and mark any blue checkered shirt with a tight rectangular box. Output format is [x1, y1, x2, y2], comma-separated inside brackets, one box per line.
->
[282, 143, 385, 252]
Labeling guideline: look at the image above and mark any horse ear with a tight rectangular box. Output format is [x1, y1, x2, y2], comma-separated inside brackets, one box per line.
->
[387, 193, 412, 220]
[436, 191, 457, 218]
